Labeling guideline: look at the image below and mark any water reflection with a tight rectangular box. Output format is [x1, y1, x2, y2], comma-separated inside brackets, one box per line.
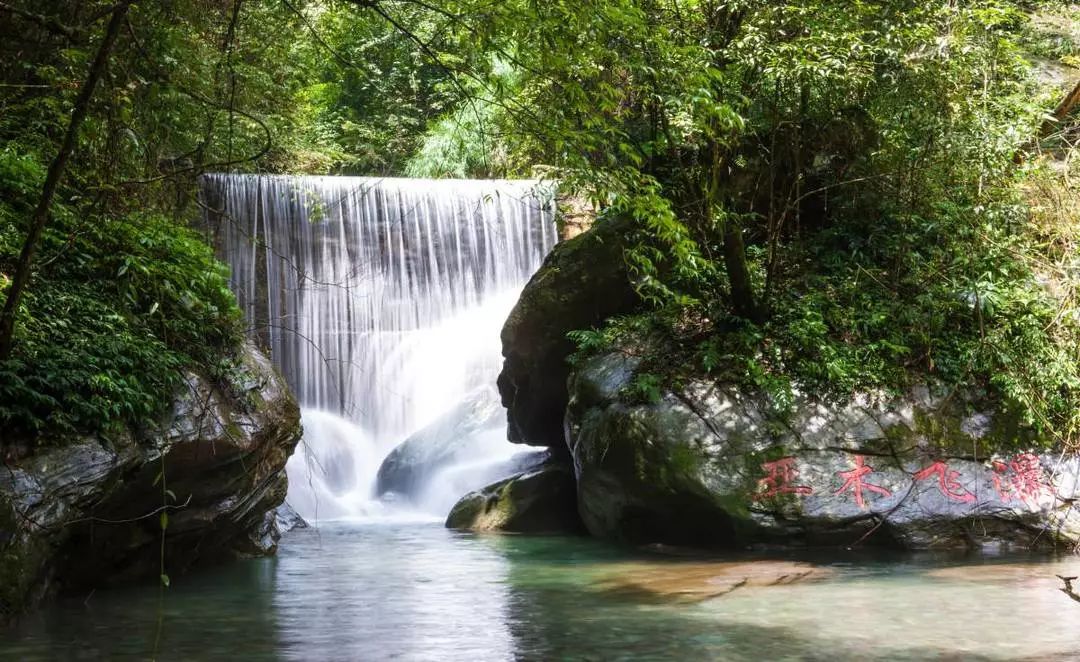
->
[2, 522, 1079, 660]
[272, 524, 515, 661]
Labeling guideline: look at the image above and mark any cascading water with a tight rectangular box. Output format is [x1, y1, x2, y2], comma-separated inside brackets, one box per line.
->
[200, 174, 557, 521]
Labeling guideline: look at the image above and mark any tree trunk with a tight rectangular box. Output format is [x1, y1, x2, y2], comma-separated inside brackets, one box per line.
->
[1039, 78, 1080, 140]
[722, 220, 761, 322]
[0, 1, 132, 359]
[1015, 78, 1080, 163]
[704, 133, 762, 324]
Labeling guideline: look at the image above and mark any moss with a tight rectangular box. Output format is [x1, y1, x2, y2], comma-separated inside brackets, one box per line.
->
[667, 444, 704, 481]
[0, 501, 47, 620]
[902, 404, 1038, 458]
[447, 479, 520, 531]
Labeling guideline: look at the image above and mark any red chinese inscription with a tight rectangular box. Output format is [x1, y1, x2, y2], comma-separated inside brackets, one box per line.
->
[992, 453, 1046, 505]
[752, 457, 813, 500]
[834, 455, 892, 509]
[913, 461, 975, 503]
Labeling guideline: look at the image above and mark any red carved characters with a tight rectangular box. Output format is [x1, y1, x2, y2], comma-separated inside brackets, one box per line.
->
[752, 457, 813, 500]
[834, 455, 892, 509]
[748, 452, 1047, 509]
[992, 453, 1046, 506]
[913, 460, 975, 503]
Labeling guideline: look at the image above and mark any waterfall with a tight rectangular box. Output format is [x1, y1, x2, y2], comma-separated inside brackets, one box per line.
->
[200, 174, 557, 520]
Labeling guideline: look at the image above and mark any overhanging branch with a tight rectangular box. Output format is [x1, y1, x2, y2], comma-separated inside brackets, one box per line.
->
[0, 1, 78, 39]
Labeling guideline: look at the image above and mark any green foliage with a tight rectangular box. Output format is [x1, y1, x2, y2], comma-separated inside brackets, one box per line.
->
[0, 149, 242, 439]
[2, 0, 1078, 454]
[0, 0, 306, 442]
[0, 280, 182, 435]
[623, 372, 664, 405]
[405, 96, 504, 178]
[291, 2, 476, 174]
[525, 1, 1080, 450]
[405, 57, 520, 178]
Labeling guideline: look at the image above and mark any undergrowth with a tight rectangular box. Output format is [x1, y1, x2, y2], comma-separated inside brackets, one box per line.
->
[0, 148, 243, 442]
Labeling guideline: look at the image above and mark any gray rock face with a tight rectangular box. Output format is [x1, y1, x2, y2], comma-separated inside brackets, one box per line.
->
[567, 352, 1080, 551]
[497, 215, 639, 448]
[445, 456, 584, 534]
[0, 341, 301, 618]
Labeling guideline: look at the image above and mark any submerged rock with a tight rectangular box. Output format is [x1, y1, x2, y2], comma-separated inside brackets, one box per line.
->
[0, 341, 301, 618]
[592, 559, 831, 603]
[566, 351, 1080, 551]
[497, 215, 638, 449]
[445, 457, 584, 534]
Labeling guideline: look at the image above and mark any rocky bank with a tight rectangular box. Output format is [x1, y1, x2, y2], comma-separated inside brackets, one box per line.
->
[482, 215, 1080, 551]
[568, 351, 1080, 550]
[0, 341, 301, 618]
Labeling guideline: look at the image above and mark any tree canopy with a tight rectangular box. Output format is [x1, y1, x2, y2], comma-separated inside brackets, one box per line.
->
[1, 0, 1078, 448]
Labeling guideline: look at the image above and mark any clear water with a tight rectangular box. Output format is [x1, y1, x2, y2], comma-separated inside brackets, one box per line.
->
[4, 523, 1079, 661]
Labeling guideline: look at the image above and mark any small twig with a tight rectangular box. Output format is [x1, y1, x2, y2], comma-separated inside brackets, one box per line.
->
[1058, 575, 1080, 604]
[64, 494, 192, 526]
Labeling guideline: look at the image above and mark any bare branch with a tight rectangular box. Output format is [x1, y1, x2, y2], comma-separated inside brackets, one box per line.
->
[0, 1, 77, 39]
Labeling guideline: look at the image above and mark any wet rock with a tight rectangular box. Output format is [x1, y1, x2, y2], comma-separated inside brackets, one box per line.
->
[275, 502, 308, 535]
[0, 341, 301, 618]
[375, 386, 505, 500]
[497, 215, 639, 449]
[446, 457, 584, 534]
[416, 448, 548, 516]
[567, 351, 1080, 551]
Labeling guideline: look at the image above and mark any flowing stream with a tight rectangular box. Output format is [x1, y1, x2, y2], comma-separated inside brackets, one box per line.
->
[200, 174, 557, 520]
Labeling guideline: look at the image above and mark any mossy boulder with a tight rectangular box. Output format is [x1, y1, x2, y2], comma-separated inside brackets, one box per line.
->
[567, 351, 1080, 551]
[446, 457, 584, 534]
[497, 214, 639, 449]
[0, 341, 301, 619]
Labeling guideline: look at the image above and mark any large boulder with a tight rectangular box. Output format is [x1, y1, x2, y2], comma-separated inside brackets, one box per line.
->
[497, 215, 638, 449]
[566, 351, 1080, 551]
[0, 341, 301, 618]
[446, 456, 585, 534]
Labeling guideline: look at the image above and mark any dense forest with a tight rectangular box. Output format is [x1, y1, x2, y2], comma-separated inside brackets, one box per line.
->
[2, 0, 1079, 448]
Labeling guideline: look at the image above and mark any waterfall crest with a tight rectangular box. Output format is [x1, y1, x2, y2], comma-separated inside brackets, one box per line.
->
[200, 175, 557, 520]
